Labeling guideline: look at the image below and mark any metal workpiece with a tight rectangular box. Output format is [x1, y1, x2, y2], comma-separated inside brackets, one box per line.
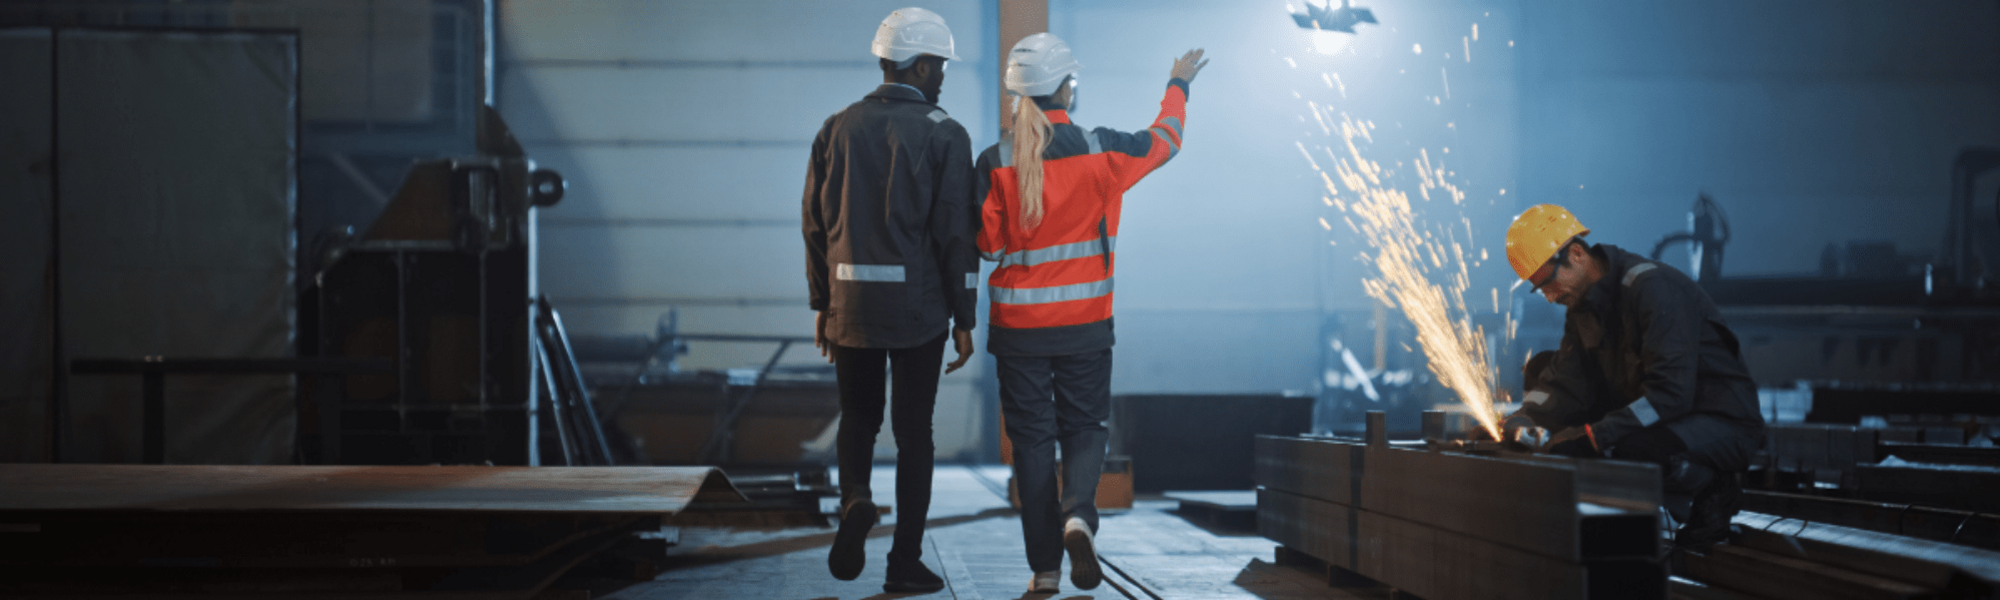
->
[1853, 462, 2000, 512]
[1421, 409, 1447, 442]
[1365, 411, 1388, 446]
[1255, 434, 1366, 506]
[1718, 512, 2000, 597]
[1741, 511, 2000, 589]
[1741, 490, 2000, 551]
[1256, 429, 1664, 600]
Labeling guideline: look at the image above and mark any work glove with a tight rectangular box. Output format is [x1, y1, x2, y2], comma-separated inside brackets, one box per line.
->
[1542, 425, 1600, 458]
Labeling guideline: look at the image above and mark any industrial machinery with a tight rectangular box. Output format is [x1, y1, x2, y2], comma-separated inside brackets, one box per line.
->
[302, 106, 577, 466]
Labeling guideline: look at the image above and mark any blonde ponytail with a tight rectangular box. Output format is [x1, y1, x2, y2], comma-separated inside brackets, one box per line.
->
[1011, 96, 1053, 230]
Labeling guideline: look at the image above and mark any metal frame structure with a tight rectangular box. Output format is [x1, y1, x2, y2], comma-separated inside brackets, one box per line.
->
[1256, 412, 1665, 600]
[68, 358, 393, 465]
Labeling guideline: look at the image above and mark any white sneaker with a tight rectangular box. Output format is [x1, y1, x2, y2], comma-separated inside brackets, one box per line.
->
[1029, 570, 1060, 593]
[1063, 517, 1102, 590]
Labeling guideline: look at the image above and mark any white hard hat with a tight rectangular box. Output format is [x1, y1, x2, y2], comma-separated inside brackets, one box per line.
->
[1004, 33, 1080, 97]
[872, 7, 959, 64]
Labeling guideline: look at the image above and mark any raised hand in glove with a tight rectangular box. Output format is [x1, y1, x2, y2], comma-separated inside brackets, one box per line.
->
[1542, 425, 1601, 458]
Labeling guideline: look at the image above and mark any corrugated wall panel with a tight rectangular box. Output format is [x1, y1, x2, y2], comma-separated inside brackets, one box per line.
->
[500, 66, 874, 142]
[501, 0, 986, 64]
[524, 147, 809, 222]
[537, 226, 801, 301]
[1518, 0, 2000, 277]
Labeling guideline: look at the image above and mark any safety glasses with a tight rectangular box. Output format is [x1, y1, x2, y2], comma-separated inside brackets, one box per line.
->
[1529, 245, 1572, 294]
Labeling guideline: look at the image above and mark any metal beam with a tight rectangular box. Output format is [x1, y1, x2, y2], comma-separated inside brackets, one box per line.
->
[1733, 511, 2000, 593]
[1741, 490, 2000, 550]
[1855, 463, 2000, 512]
[1256, 425, 1663, 600]
[1258, 434, 1660, 562]
[1259, 486, 1660, 600]
[1681, 544, 1937, 600]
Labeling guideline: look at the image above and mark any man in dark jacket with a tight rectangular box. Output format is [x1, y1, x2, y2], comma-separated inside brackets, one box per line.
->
[800, 7, 979, 594]
[1501, 204, 1765, 548]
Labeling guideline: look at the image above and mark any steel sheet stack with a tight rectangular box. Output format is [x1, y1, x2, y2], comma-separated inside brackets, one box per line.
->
[0, 465, 748, 598]
[1254, 421, 1665, 600]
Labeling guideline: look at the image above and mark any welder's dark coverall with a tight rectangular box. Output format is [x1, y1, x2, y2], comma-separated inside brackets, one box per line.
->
[1522, 244, 1765, 484]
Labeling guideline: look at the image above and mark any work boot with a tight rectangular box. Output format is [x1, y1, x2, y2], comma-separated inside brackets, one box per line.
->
[1064, 517, 1102, 590]
[828, 500, 877, 581]
[1674, 472, 1742, 549]
[883, 556, 945, 593]
[1029, 571, 1060, 593]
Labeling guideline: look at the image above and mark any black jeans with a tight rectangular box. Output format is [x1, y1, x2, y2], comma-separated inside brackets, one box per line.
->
[998, 348, 1112, 573]
[831, 332, 946, 564]
[1611, 415, 1759, 521]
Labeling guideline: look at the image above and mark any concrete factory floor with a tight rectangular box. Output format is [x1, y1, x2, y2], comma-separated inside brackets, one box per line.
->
[579, 465, 1390, 600]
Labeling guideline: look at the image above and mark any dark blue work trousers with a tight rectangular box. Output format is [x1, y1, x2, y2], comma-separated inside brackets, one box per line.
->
[831, 332, 946, 564]
[999, 348, 1112, 573]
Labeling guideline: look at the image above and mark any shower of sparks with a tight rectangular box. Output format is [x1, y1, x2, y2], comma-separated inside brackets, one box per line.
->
[1304, 111, 1504, 441]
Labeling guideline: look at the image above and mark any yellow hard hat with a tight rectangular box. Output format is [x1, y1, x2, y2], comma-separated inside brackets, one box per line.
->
[1505, 204, 1590, 281]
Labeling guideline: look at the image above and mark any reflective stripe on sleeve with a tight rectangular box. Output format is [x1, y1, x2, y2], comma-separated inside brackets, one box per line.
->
[1523, 390, 1550, 406]
[1623, 263, 1658, 287]
[990, 277, 1113, 305]
[965, 273, 978, 289]
[928, 109, 949, 123]
[996, 237, 1116, 269]
[1086, 130, 1103, 155]
[1150, 126, 1181, 158]
[836, 263, 905, 282]
[1160, 116, 1184, 138]
[1626, 397, 1660, 427]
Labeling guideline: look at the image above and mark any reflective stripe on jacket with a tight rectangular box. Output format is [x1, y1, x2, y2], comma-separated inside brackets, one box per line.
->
[1522, 244, 1765, 449]
[803, 84, 980, 349]
[974, 79, 1189, 356]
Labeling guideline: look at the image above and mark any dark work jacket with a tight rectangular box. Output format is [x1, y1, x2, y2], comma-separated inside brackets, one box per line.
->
[1523, 244, 1765, 449]
[803, 84, 979, 348]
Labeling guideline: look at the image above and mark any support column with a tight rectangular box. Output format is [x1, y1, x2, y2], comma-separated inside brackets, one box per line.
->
[997, 0, 1047, 132]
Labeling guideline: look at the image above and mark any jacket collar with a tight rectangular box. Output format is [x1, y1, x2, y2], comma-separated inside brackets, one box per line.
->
[1043, 109, 1072, 125]
[868, 83, 933, 104]
[1579, 243, 1627, 312]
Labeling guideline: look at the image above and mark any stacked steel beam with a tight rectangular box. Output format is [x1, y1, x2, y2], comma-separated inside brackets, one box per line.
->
[1673, 512, 2000, 599]
[1255, 415, 1665, 600]
[0, 465, 749, 598]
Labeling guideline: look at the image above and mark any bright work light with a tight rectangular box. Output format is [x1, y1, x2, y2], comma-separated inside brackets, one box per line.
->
[1291, 0, 1377, 34]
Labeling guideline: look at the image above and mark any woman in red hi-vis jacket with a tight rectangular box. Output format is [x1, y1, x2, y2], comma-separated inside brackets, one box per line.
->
[974, 32, 1207, 595]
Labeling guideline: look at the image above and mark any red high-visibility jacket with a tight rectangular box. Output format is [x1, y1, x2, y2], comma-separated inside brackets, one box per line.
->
[975, 79, 1189, 356]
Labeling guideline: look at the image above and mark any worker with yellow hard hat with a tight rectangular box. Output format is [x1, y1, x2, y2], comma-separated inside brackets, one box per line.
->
[1500, 204, 1765, 551]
